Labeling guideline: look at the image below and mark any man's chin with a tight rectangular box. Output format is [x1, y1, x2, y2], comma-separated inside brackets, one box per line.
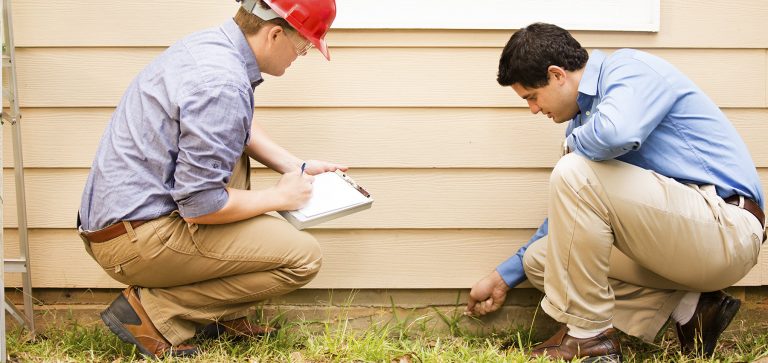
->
[553, 114, 578, 123]
[263, 68, 287, 77]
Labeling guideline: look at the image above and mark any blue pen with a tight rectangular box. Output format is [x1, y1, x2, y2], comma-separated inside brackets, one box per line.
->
[300, 162, 306, 175]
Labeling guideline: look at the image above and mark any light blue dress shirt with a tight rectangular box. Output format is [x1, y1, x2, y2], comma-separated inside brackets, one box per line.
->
[79, 19, 263, 230]
[497, 49, 765, 287]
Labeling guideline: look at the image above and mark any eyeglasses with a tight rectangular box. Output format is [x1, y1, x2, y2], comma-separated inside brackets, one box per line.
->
[286, 32, 314, 56]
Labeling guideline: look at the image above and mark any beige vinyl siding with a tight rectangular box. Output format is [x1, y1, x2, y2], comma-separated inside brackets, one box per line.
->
[4, 0, 768, 289]
[12, 48, 768, 108]
[3, 229, 765, 289]
[5, 108, 768, 169]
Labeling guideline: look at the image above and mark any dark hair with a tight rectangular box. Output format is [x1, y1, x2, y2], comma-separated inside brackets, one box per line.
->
[497, 23, 588, 88]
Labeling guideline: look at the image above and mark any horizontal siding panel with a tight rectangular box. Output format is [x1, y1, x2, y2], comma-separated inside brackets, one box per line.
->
[1, 228, 532, 289]
[5, 168, 768, 230]
[3, 228, 764, 288]
[3, 168, 551, 229]
[4, 108, 768, 168]
[15, 48, 766, 108]
[13, 0, 768, 48]
[3, 107, 566, 168]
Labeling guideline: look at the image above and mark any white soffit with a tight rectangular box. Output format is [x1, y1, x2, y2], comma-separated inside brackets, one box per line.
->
[333, 0, 660, 32]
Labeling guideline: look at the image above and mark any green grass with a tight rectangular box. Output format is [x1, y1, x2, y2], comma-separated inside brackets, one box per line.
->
[6, 307, 768, 362]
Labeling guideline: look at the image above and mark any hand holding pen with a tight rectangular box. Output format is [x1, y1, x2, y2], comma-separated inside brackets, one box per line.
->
[275, 162, 314, 211]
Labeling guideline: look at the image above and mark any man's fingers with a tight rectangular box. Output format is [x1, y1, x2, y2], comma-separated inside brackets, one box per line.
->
[480, 298, 498, 315]
[465, 295, 479, 314]
[483, 299, 493, 312]
[465, 302, 476, 313]
[469, 298, 491, 316]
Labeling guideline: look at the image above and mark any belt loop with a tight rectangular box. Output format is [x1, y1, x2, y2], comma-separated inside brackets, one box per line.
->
[123, 221, 138, 243]
[738, 195, 745, 209]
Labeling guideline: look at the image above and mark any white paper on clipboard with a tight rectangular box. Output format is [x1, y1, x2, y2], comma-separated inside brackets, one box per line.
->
[278, 171, 373, 229]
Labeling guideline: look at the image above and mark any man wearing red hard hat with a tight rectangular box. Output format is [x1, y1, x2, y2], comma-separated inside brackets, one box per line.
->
[78, 0, 341, 358]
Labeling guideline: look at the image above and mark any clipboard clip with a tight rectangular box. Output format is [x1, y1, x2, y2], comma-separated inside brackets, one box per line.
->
[336, 170, 371, 198]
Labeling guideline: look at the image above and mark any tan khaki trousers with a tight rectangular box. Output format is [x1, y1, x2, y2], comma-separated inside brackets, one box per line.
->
[522, 153, 763, 342]
[83, 155, 321, 345]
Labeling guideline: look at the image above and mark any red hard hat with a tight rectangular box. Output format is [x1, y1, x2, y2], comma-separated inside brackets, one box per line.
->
[264, 0, 336, 60]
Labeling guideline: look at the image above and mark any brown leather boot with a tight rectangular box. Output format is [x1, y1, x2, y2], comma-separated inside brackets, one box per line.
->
[676, 290, 741, 357]
[530, 325, 622, 362]
[100, 286, 198, 359]
[198, 317, 279, 340]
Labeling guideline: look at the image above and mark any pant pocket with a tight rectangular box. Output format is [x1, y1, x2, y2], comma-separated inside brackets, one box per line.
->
[148, 212, 199, 255]
[748, 229, 762, 267]
[735, 208, 763, 268]
[88, 234, 140, 281]
[79, 233, 95, 259]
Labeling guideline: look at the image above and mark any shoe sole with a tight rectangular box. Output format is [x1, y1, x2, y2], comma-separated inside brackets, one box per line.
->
[583, 353, 622, 363]
[100, 308, 156, 359]
[702, 297, 741, 356]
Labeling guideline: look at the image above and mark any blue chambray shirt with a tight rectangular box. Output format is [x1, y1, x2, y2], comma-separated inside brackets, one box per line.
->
[79, 19, 263, 230]
[496, 49, 765, 287]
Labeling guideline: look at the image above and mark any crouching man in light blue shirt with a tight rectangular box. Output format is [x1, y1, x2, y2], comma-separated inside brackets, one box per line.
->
[465, 23, 764, 361]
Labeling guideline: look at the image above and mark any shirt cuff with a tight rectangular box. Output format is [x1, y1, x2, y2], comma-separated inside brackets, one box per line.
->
[496, 254, 527, 288]
[177, 188, 229, 218]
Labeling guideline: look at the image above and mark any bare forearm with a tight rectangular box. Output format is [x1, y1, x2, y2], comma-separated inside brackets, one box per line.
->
[246, 124, 302, 174]
[184, 168, 314, 224]
[183, 188, 283, 224]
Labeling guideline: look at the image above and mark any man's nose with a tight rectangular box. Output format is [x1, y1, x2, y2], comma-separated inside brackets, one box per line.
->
[527, 100, 541, 114]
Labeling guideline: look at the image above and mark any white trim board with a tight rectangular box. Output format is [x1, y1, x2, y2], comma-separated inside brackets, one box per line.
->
[333, 0, 660, 32]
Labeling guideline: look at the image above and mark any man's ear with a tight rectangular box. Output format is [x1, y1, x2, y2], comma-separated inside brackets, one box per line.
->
[547, 65, 567, 84]
[265, 25, 283, 47]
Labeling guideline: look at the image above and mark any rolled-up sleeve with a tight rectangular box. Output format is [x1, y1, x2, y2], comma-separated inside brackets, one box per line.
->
[171, 82, 252, 218]
[567, 59, 676, 161]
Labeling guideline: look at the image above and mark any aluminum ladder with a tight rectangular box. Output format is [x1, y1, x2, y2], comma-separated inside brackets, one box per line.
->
[1, 0, 36, 361]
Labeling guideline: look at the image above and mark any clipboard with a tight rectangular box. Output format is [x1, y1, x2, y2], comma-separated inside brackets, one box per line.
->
[278, 170, 373, 230]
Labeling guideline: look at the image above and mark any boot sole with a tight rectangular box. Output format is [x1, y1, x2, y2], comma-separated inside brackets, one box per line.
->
[583, 353, 622, 363]
[702, 297, 741, 356]
[100, 308, 156, 359]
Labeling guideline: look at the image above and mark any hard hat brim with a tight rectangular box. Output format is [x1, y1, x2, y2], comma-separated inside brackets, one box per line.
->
[315, 38, 330, 60]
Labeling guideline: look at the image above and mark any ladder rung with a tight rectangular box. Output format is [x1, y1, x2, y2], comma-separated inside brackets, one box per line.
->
[3, 258, 28, 273]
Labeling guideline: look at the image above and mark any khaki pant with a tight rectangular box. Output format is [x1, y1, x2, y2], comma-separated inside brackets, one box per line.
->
[81, 155, 321, 345]
[523, 153, 763, 342]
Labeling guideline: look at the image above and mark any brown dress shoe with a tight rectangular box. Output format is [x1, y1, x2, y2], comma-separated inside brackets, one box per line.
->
[101, 286, 198, 359]
[198, 317, 279, 340]
[676, 290, 741, 357]
[530, 325, 622, 362]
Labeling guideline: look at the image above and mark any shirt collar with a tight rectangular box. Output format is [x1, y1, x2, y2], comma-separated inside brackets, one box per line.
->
[221, 18, 264, 88]
[576, 49, 606, 113]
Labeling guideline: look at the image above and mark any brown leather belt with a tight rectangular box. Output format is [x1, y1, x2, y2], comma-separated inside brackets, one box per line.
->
[82, 220, 149, 243]
[724, 195, 765, 229]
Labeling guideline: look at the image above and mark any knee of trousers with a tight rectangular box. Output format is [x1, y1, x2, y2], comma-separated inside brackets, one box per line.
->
[286, 233, 323, 287]
[522, 244, 546, 290]
[549, 153, 594, 190]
